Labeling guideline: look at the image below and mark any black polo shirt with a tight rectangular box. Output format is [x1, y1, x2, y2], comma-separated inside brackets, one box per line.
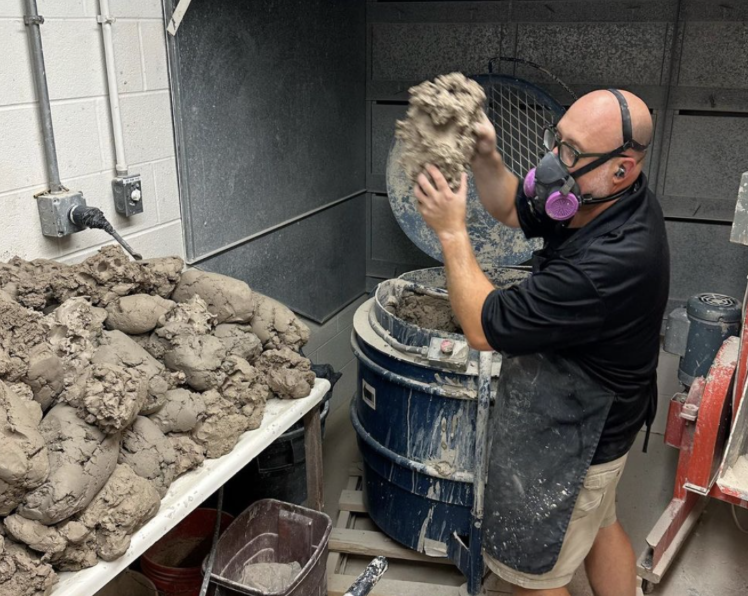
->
[481, 175, 670, 463]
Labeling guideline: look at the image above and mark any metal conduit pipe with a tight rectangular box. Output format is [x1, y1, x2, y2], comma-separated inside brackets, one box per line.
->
[98, 0, 128, 177]
[23, 0, 63, 194]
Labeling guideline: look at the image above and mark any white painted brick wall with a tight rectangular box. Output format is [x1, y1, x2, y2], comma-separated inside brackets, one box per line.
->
[0, 0, 184, 264]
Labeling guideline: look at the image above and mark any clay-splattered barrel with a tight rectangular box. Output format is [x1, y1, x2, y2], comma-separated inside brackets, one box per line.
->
[350, 267, 527, 556]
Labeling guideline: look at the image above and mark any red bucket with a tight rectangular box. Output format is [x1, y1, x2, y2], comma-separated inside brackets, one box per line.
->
[141, 508, 234, 596]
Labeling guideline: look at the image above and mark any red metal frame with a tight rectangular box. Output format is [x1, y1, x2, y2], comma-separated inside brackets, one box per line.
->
[637, 335, 747, 588]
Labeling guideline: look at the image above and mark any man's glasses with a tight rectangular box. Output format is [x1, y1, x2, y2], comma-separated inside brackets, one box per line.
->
[543, 125, 612, 169]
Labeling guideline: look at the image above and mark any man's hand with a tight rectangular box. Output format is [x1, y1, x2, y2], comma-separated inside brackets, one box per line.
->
[472, 112, 498, 161]
[415, 165, 468, 240]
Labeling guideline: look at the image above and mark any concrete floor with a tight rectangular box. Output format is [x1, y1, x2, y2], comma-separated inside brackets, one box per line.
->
[322, 351, 748, 596]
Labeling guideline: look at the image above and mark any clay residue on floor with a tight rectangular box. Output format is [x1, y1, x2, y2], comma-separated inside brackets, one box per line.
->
[393, 292, 462, 333]
[396, 72, 486, 191]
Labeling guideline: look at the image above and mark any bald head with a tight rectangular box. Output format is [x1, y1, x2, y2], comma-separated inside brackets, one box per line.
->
[554, 89, 653, 204]
[560, 89, 652, 157]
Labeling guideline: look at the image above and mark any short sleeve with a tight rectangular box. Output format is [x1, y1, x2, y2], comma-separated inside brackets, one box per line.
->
[481, 260, 606, 355]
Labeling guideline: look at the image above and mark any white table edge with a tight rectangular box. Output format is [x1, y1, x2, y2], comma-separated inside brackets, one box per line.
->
[51, 378, 331, 596]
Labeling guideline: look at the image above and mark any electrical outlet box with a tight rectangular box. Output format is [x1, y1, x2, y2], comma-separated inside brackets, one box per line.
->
[112, 174, 143, 217]
[36, 190, 86, 237]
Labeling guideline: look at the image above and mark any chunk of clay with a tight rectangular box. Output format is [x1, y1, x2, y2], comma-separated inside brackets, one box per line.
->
[163, 334, 227, 392]
[148, 388, 205, 434]
[0, 382, 49, 516]
[172, 269, 255, 324]
[250, 293, 309, 350]
[65, 363, 147, 435]
[93, 331, 172, 415]
[213, 324, 262, 363]
[3, 515, 66, 555]
[0, 293, 47, 382]
[118, 417, 178, 497]
[0, 536, 57, 596]
[395, 72, 486, 191]
[45, 297, 107, 367]
[257, 348, 315, 399]
[192, 390, 250, 459]
[47, 520, 97, 571]
[105, 294, 175, 335]
[18, 405, 120, 525]
[140, 256, 184, 298]
[24, 344, 64, 412]
[170, 434, 206, 476]
[155, 295, 216, 338]
[221, 356, 269, 430]
[76, 464, 160, 562]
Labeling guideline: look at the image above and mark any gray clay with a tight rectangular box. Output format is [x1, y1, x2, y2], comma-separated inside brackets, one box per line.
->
[191, 390, 250, 459]
[257, 348, 315, 399]
[395, 72, 486, 191]
[163, 334, 227, 392]
[148, 388, 205, 434]
[0, 536, 57, 596]
[105, 294, 175, 335]
[18, 405, 120, 526]
[139, 256, 184, 298]
[172, 269, 254, 324]
[0, 383, 49, 516]
[250, 293, 309, 351]
[169, 434, 206, 476]
[118, 417, 178, 497]
[213, 324, 262, 363]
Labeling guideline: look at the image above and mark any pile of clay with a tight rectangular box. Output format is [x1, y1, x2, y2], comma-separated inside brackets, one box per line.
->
[395, 72, 486, 191]
[0, 245, 314, 595]
[390, 291, 462, 334]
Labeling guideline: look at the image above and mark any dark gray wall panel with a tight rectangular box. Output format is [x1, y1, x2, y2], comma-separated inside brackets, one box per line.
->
[370, 193, 439, 269]
[663, 115, 748, 208]
[369, 2, 510, 23]
[371, 23, 507, 80]
[371, 103, 407, 177]
[666, 220, 748, 304]
[514, 23, 668, 86]
[512, 0, 676, 22]
[174, 0, 365, 258]
[199, 197, 366, 323]
[678, 22, 748, 89]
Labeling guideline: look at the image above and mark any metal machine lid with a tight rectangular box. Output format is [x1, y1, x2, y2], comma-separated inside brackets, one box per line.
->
[687, 293, 742, 323]
[386, 74, 566, 268]
[386, 139, 540, 267]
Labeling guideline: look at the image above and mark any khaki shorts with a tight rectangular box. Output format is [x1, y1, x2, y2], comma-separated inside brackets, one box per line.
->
[484, 453, 628, 591]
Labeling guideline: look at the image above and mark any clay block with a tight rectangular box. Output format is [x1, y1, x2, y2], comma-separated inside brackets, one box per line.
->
[148, 388, 205, 434]
[172, 269, 255, 324]
[251, 293, 310, 351]
[118, 417, 178, 498]
[257, 348, 315, 400]
[105, 294, 175, 335]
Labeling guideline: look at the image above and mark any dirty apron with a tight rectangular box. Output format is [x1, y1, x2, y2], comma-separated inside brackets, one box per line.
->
[482, 351, 614, 574]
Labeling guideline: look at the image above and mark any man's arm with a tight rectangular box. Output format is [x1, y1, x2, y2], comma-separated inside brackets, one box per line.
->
[439, 230, 493, 350]
[471, 113, 521, 228]
[414, 167, 493, 350]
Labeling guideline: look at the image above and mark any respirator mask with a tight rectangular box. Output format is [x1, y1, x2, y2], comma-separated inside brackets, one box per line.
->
[523, 88, 649, 222]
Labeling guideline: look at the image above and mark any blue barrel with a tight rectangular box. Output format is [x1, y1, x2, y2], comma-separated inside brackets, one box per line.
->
[350, 268, 527, 557]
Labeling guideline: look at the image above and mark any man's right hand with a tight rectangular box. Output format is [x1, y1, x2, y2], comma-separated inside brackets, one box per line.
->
[472, 112, 498, 160]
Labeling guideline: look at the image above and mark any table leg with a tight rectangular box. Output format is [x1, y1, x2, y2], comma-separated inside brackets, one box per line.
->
[304, 405, 324, 511]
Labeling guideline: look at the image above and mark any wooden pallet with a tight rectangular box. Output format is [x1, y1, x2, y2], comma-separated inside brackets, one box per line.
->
[326, 462, 465, 596]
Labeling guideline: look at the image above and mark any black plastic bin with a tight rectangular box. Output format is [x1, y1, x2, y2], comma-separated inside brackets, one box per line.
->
[207, 499, 332, 596]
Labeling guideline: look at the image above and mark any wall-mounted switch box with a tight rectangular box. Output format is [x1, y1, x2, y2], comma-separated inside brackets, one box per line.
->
[113, 174, 143, 217]
[36, 190, 86, 237]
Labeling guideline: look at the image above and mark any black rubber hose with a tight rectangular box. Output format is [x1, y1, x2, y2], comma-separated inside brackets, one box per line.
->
[68, 206, 142, 260]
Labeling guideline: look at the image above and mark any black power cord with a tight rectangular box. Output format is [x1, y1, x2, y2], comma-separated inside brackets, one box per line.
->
[68, 205, 142, 260]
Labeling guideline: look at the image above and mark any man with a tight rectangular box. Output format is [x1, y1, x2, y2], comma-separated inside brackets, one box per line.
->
[414, 89, 669, 596]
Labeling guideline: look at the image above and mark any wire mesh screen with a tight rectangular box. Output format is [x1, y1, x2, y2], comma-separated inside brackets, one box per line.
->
[476, 75, 565, 179]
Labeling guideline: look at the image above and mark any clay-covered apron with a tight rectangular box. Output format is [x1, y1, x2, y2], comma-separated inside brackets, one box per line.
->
[482, 349, 615, 574]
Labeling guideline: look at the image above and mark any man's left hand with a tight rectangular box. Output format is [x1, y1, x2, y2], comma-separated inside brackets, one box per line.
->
[414, 165, 468, 240]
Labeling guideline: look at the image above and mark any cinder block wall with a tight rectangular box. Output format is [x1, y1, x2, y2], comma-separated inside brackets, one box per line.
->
[0, 0, 184, 264]
[365, 0, 748, 307]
